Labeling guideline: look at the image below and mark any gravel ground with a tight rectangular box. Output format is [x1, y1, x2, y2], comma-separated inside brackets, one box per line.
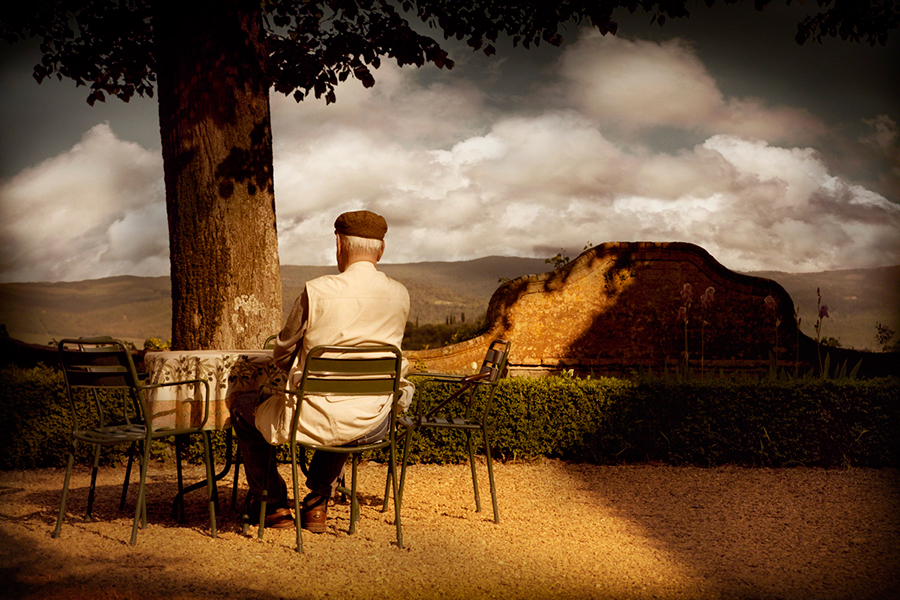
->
[1, 460, 898, 600]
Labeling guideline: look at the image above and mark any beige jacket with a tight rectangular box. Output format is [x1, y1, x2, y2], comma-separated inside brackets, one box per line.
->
[255, 261, 413, 446]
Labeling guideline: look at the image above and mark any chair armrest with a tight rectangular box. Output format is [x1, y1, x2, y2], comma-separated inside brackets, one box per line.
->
[409, 371, 492, 420]
[463, 372, 492, 383]
[407, 374, 464, 416]
[409, 372, 490, 383]
[259, 382, 288, 397]
[408, 372, 465, 382]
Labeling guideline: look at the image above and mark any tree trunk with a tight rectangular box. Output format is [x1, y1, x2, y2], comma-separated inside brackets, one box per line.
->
[153, 0, 282, 350]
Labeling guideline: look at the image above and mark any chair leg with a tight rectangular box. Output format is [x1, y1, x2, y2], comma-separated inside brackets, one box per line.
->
[381, 431, 407, 512]
[204, 431, 221, 514]
[482, 428, 499, 524]
[86, 444, 102, 521]
[290, 442, 304, 553]
[390, 444, 404, 549]
[174, 436, 186, 523]
[381, 459, 393, 513]
[255, 445, 274, 540]
[119, 441, 137, 510]
[131, 438, 152, 545]
[465, 430, 482, 513]
[231, 441, 242, 510]
[53, 449, 76, 539]
[392, 428, 415, 511]
[201, 431, 217, 538]
[338, 472, 349, 504]
[348, 454, 359, 534]
[139, 441, 149, 529]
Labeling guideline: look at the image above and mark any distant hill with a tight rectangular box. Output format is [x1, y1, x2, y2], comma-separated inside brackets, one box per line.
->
[748, 265, 900, 352]
[0, 275, 172, 348]
[281, 256, 548, 326]
[1, 257, 897, 351]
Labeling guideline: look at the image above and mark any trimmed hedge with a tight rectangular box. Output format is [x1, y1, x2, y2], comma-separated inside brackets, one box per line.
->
[0, 364, 228, 469]
[0, 364, 74, 469]
[401, 376, 900, 468]
[1, 364, 897, 470]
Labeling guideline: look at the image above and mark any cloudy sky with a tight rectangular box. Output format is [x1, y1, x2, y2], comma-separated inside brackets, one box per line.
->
[1, 2, 898, 283]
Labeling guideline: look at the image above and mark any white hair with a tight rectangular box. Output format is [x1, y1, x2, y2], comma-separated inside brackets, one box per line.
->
[339, 234, 384, 258]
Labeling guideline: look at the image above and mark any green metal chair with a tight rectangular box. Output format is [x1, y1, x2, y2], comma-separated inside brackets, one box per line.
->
[255, 344, 405, 553]
[53, 337, 217, 545]
[391, 339, 511, 524]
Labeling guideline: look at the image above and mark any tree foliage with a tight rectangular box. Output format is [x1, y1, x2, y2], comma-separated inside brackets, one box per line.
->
[3, 1, 896, 108]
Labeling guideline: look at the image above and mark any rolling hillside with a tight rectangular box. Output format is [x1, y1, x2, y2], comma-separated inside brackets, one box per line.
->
[1, 258, 897, 351]
[280, 256, 548, 326]
[750, 266, 900, 352]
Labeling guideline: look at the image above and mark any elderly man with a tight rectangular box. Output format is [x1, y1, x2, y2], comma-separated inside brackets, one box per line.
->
[230, 210, 413, 532]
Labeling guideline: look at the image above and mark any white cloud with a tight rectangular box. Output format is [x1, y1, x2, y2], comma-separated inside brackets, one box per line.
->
[270, 92, 900, 272]
[271, 61, 489, 150]
[1, 34, 897, 283]
[0, 123, 166, 282]
[560, 32, 722, 130]
[557, 31, 825, 144]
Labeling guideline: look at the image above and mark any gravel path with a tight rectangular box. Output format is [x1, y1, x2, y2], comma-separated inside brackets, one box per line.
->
[1, 460, 898, 599]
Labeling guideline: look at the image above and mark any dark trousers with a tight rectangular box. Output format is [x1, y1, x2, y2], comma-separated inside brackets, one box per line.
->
[230, 392, 389, 502]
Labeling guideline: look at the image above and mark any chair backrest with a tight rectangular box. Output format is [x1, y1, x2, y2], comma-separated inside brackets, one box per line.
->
[478, 339, 511, 384]
[298, 345, 403, 397]
[58, 337, 142, 389]
[461, 339, 511, 420]
[288, 345, 404, 446]
[57, 337, 144, 430]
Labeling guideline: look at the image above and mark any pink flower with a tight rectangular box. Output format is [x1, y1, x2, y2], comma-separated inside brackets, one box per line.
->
[819, 305, 829, 319]
[681, 283, 693, 304]
[701, 286, 715, 308]
[677, 306, 688, 322]
[764, 295, 777, 311]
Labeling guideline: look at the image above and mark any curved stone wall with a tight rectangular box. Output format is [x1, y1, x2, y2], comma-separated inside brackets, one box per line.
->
[406, 242, 803, 376]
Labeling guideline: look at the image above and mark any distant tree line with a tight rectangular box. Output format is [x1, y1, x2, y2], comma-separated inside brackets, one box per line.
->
[403, 314, 486, 350]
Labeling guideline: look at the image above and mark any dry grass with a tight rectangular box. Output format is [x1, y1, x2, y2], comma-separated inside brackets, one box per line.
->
[1, 460, 898, 599]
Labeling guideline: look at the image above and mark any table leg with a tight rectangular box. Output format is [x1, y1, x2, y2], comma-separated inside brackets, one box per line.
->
[172, 429, 233, 520]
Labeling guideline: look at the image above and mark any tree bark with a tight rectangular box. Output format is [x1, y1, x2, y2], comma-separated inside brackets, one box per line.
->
[153, 0, 282, 350]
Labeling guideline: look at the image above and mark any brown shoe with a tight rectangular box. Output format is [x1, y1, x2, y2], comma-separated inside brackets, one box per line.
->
[265, 507, 295, 529]
[300, 494, 328, 534]
[244, 496, 294, 529]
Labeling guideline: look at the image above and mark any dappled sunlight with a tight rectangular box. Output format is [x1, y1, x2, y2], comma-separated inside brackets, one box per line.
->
[499, 253, 639, 370]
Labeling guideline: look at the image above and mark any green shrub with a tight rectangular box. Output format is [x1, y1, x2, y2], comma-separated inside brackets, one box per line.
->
[607, 378, 900, 467]
[0, 364, 173, 469]
[399, 376, 899, 468]
[0, 364, 231, 469]
[0, 364, 105, 469]
[2, 364, 897, 470]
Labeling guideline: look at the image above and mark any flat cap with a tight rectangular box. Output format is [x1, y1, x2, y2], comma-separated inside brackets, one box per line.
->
[334, 210, 388, 240]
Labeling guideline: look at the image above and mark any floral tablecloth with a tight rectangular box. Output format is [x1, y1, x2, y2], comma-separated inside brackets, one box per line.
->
[144, 350, 286, 430]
